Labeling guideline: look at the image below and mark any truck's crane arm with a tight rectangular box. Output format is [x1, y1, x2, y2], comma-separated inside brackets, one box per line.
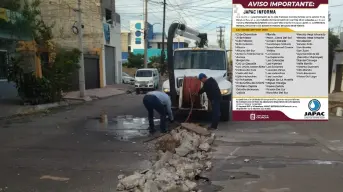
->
[167, 23, 207, 106]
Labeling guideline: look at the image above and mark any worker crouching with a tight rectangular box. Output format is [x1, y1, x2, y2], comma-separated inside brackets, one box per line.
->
[196, 73, 221, 130]
[143, 91, 174, 134]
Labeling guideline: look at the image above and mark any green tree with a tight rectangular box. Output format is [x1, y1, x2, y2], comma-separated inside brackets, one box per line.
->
[4, 0, 80, 104]
[0, 0, 21, 11]
[329, 30, 340, 92]
[148, 55, 167, 75]
[127, 53, 143, 68]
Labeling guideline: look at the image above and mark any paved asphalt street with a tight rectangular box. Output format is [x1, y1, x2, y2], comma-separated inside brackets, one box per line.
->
[1, 93, 343, 192]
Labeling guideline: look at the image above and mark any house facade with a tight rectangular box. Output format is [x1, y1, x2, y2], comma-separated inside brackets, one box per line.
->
[1, 0, 123, 99]
[0, 6, 35, 99]
[39, 0, 122, 88]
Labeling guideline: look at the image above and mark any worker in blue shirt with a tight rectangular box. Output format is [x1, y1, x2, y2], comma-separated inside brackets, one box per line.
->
[143, 91, 174, 134]
[196, 73, 221, 129]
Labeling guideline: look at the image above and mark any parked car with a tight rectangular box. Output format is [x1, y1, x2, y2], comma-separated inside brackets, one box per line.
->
[134, 68, 159, 94]
[122, 72, 135, 84]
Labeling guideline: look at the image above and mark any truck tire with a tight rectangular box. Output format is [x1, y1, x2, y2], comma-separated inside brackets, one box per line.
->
[220, 100, 230, 121]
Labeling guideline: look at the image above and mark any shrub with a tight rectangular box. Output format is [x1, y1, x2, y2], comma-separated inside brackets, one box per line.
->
[7, 48, 81, 104]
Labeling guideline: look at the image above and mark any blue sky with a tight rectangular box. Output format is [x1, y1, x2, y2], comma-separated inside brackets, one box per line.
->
[116, 0, 343, 48]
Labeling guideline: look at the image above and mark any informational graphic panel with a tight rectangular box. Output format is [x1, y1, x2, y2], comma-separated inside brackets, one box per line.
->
[232, 0, 328, 121]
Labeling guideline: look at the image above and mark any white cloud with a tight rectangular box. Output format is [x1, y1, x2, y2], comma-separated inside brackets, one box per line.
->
[116, 0, 232, 48]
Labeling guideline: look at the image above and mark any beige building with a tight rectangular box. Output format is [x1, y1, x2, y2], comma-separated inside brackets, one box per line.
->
[39, 0, 122, 87]
[121, 31, 131, 53]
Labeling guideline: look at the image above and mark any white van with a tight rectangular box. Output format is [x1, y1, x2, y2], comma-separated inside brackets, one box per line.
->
[134, 68, 159, 94]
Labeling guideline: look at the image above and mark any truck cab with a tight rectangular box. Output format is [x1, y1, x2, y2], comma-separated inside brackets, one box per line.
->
[161, 47, 232, 121]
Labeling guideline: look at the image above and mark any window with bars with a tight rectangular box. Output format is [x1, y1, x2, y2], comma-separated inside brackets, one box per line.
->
[0, 51, 8, 80]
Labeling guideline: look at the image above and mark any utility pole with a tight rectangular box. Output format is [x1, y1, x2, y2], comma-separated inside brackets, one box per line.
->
[160, 0, 166, 67]
[217, 26, 225, 49]
[77, 0, 85, 97]
[143, 0, 148, 68]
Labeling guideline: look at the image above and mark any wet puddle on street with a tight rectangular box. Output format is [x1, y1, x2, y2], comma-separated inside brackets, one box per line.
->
[84, 114, 160, 141]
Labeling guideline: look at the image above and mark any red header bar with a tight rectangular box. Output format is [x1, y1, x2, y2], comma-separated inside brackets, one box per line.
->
[232, 0, 328, 8]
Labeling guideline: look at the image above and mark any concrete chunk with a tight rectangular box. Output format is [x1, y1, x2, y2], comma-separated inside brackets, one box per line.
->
[143, 180, 158, 192]
[153, 151, 173, 170]
[181, 123, 211, 136]
[118, 173, 144, 190]
[199, 143, 211, 152]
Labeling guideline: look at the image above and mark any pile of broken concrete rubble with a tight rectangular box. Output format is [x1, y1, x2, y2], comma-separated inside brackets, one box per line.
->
[117, 123, 215, 192]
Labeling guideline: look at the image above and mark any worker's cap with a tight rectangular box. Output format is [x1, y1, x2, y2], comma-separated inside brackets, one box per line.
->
[198, 73, 207, 80]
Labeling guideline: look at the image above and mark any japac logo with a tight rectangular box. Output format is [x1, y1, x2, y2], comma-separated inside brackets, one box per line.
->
[304, 99, 324, 117]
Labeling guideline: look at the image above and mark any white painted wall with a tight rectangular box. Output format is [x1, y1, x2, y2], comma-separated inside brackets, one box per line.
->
[130, 20, 145, 50]
[102, 21, 122, 85]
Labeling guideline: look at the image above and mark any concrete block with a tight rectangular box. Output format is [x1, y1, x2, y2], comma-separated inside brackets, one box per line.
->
[181, 123, 211, 136]
[199, 143, 211, 152]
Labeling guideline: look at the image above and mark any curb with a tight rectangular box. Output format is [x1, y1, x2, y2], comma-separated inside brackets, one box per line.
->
[0, 91, 130, 121]
[0, 101, 81, 121]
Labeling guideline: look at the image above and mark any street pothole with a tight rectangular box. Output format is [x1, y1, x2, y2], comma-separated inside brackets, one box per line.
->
[84, 115, 160, 141]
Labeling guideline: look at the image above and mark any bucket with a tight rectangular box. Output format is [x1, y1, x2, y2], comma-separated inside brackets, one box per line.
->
[337, 107, 343, 117]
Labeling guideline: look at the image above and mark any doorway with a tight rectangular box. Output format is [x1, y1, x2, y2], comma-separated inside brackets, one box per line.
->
[105, 46, 116, 85]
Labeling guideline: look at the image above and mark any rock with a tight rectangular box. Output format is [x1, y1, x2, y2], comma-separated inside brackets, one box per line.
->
[175, 131, 201, 157]
[199, 143, 210, 152]
[184, 180, 197, 191]
[175, 162, 204, 180]
[154, 151, 173, 170]
[118, 173, 144, 190]
[206, 133, 215, 144]
[155, 167, 179, 184]
[118, 174, 125, 180]
[181, 123, 211, 136]
[143, 180, 158, 192]
[186, 152, 206, 160]
[175, 141, 195, 157]
[205, 161, 212, 170]
[116, 183, 125, 191]
[116, 124, 215, 191]
[144, 170, 156, 181]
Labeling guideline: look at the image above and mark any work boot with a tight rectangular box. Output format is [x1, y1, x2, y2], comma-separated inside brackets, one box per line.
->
[207, 126, 218, 130]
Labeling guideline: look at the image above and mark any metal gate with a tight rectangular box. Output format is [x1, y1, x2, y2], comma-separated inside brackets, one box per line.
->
[70, 54, 100, 90]
[105, 46, 116, 85]
[334, 64, 343, 92]
[84, 54, 100, 89]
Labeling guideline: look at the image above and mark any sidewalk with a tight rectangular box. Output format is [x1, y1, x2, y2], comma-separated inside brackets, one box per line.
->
[63, 84, 132, 100]
[0, 85, 132, 119]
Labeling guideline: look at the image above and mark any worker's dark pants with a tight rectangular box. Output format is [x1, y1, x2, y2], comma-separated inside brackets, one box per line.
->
[143, 95, 167, 133]
[210, 99, 221, 129]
